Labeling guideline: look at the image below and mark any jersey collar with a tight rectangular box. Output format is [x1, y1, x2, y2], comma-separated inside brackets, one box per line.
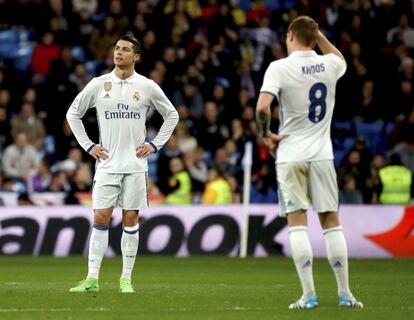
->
[110, 70, 138, 84]
[289, 50, 317, 57]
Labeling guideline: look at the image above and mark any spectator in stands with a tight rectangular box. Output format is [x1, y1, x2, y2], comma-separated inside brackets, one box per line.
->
[338, 149, 366, 192]
[250, 163, 277, 204]
[71, 7, 95, 49]
[17, 192, 34, 205]
[201, 166, 232, 204]
[47, 170, 71, 193]
[27, 159, 52, 193]
[0, 105, 11, 151]
[10, 102, 46, 150]
[31, 32, 62, 78]
[69, 63, 93, 91]
[376, 154, 412, 204]
[70, 166, 92, 193]
[107, 0, 130, 32]
[157, 134, 182, 195]
[183, 147, 208, 193]
[175, 121, 197, 153]
[223, 139, 242, 180]
[387, 14, 414, 48]
[355, 80, 379, 121]
[230, 118, 249, 151]
[165, 157, 192, 205]
[197, 101, 229, 153]
[366, 154, 387, 203]
[2, 132, 39, 182]
[339, 175, 364, 204]
[214, 147, 237, 177]
[89, 16, 120, 62]
[173, 78, 204, 120]
[176, 105, 196, 135]
[388, 123, 414, 172]
[72, 0, 98, 15]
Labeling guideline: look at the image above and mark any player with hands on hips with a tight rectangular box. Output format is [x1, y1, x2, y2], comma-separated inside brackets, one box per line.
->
[67, 34, 178, 294]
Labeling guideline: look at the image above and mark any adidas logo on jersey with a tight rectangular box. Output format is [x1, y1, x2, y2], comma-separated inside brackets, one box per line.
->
[104, 94, 110, 98]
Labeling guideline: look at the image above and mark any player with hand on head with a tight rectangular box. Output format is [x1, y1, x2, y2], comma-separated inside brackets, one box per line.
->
[256, 16, 363, 309]
[67, 34, 179, 293]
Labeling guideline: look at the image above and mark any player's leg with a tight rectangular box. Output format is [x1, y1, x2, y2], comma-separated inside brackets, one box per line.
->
[310, 161, 363, 308]
[287, 210, 319, 309]
[118, 172, 148, 293]
[318, 212, 363, 308]
[119, 209, 139, 293]
[277, 162, 318, 309]
[70, 172, 120, 293]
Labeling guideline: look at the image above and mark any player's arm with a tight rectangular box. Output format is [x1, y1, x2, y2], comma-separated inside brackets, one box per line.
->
[256, 92, 286, 156]
[256, 93, 273, 138]
[316, 31, 344, 60]
[137, 82, 179, 158]
[66, 79, 109, 161]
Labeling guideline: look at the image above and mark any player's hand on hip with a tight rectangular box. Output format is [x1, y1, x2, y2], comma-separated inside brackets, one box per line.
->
[136, 142, 155, 158]
[268, 133, 288, 144]
[262, 133, 287, 158]
[89, 144, 109, 161]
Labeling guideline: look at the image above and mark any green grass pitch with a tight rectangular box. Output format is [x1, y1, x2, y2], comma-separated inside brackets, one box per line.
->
[0, 256, 412, 320]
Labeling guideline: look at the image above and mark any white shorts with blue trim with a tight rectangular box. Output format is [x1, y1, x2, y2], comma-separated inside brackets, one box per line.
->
[92, 170, 149, 210]
[276, 160, 339, 217]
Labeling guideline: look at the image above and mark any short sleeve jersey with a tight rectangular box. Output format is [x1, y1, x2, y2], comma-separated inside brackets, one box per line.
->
[260, 51, 346, 163]
[67, 70, 178, 173]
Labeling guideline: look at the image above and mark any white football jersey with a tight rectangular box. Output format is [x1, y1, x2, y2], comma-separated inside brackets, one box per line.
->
[67, 70, 179, 173]
[260, 51, 346, 163]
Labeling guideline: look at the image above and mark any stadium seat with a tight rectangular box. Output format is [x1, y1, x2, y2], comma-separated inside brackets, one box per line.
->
[385, 122, 395, 135]
[355, 120, 385, 154]
[0, 30, 19, 58]
[332, 121, 356, 166]
[85, 61, 97, 77]
[334, 149, 347, 167]
[72, 46, 86, 62]
[11, 43, 35, 72]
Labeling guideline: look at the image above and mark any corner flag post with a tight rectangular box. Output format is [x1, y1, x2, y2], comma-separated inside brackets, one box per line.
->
[240, 141, 253, 258]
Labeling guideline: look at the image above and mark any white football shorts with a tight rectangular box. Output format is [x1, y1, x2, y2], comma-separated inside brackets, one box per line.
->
[92, 171, 149, 210]
[276, 160, 339, 217]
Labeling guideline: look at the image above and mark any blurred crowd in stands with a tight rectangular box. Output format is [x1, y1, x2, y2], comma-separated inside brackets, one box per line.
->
[0, 0, 413, 206]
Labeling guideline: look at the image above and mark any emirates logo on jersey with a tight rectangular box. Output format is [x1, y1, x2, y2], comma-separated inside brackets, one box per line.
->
[104, 82, 112, 92]
[133, 91, 140, 101]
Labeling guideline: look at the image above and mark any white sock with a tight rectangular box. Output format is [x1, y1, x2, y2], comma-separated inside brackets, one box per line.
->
[289, 226, 316, 298]
[324, 226, 351, 296]
[121, 224, 139, 280]
[87, 225, 109, 280]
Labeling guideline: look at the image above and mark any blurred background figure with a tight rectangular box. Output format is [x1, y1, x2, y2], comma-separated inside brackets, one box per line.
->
[165, 157, 192, 205]
[2, 132, 39, 184]
[201, 166, 232, 205]
[376, 154, 413, 205]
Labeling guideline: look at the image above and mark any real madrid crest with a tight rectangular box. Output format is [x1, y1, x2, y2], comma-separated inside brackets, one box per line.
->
[104, 82, 112, 92]
[133, 91, 140, 102]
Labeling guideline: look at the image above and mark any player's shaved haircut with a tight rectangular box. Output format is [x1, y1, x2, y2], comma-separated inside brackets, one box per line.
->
[288, 16, 319, 48]
[119, 34, 141, 55]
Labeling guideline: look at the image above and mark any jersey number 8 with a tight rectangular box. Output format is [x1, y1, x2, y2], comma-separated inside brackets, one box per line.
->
[308, 82, 327, 123]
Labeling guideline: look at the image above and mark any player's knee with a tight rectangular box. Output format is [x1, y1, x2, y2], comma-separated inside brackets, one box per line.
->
[93, 210, 112, 226]
[122, 210, 139, 226]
